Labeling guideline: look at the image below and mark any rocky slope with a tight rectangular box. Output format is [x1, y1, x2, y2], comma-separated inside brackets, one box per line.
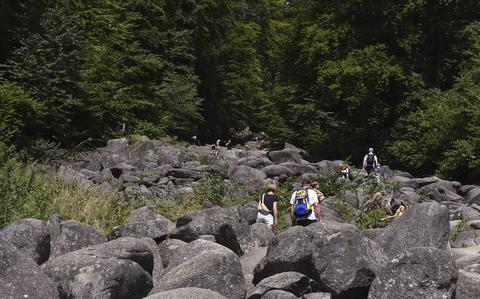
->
[1, 138, 480, 298]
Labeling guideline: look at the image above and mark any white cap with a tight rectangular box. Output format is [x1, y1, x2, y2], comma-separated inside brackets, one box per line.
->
[368, 148, 374, 153]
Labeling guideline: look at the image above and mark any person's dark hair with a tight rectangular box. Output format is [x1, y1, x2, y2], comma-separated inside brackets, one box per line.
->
[302, 178, 311, 186]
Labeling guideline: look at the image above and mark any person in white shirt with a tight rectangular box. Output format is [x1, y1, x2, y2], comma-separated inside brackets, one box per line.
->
[290, 179, 321, 226]
[363, 147, 379, 175]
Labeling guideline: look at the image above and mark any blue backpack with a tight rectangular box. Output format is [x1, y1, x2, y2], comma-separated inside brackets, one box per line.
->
[294, 189, 312, 217]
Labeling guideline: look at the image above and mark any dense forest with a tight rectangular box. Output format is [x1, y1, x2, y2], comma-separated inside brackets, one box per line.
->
[1, 0, 480, 182]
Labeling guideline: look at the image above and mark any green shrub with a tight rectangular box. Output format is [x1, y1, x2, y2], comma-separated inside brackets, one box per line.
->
[334, 199, 356, 223]
[356, 208, 388, 230]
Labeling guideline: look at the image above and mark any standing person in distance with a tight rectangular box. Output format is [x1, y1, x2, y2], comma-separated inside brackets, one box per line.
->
[290, 179, 321, 226]
[256, 181, 279, 229]
[363, 147, 379, 175]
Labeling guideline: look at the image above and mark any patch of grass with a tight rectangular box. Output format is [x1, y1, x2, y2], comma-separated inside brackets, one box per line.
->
[335, 199, 356, 223]
[356, 208, 388, 230]
[153, 174, 253, 221]
[0, 143, 129, 234]
[449, 220, 467, 242]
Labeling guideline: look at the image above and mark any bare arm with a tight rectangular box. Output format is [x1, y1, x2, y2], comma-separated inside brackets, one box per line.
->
[313, 202, 321, 220]
[290, 204, 295, 223]
[273, 202, 278, 226]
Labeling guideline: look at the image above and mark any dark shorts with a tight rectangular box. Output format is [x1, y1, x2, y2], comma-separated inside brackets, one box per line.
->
[294, 218, 317, 227]
[366, 166, 376, 175]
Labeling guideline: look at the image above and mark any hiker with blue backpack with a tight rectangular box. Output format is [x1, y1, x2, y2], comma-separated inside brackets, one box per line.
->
[290, 179, 321, 226]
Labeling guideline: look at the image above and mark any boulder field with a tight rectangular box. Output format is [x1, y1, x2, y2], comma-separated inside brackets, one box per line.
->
[2, 138, 480, 298]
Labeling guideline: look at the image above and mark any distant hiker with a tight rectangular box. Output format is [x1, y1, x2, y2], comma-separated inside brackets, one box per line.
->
[257, 181, 279, 229]
[225, 139, 232, 150]
[311, 181, 325, 203]
[363, 148, 379, 175]
[339, 162, 351, 180]
[191, 135, 199, 145]
[377, 163, 386, 182]
[290, 179, 321, 226]
[381, 201, 409, 221]
[212, 139, 221, 158]
[362, 192, 384, 213]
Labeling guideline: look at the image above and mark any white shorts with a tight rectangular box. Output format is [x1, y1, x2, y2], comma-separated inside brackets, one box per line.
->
[256, 212, 274, 225]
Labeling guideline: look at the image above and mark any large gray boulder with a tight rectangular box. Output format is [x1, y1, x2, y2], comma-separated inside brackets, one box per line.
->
[73, 237, 159, 276]
[173, 206, 252, 255]
[248, 271, 311, 299]
[108, 219, 170, 242]
[144, 287, 227, 299]
[418, 180, 462, 203]
[0, 237, 59, 299]
[241, 247, 268, 295]
[249, 223, 275, 247]
[316, 160, 341, 178]
[166, 168, 203, 180]
[368, 247, 457, 299]
[42, 253, 152, 299]
[158, 238, 187, 268]
[303, 292, 332, 299]
[128, 206, 157, 223]
[100, 138, 129, 169]
[267, 149, 302, 164]
[0, 218, 50, 264]
[262, 165, 294, 178]
[48, 216, 106, 257]
[253, 226, 326, 284]
[261, 290, 298, 299]
[311, 230, 388, 299]
[466, 188, 480, 205]
[237, 202, 258, 225]
[150, 240, 246, 299]
[229, 165, 267, 190]
[392, 176, 419, 190]
[456, 266, 480, 299]
[415, 176, 440, 188]
[246, 158, 275, 169]
[279, 162, 317, 176]
[373, 202, 450, 257]
[306, 219, 357, 236]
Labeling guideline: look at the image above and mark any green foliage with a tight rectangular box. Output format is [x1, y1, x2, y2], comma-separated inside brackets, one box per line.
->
[0, 81, 43, 145]
[335, 199, 356, 223]
[356, 208, 388, 230]
[0, 142, 129, 234]
[154, 173, 251, 221]
[3, 0, 480, 182]
[449, 220, 467, 242]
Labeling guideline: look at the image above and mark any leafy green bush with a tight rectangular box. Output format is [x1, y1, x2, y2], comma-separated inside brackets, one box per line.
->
[356, 208, 388, 230]
[334, 199, 356, 223]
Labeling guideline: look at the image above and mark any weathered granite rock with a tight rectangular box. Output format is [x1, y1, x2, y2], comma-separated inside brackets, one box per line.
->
[253, 226, 326, 284]
[248, 271, 311, 299]
[144, 287, 227, 299]
[150, 240, 246, 299]
[267, 149, 302, 164]
[42, 253, 152, 299]
[0, 237, 59, 299]
[311, 230, 388, 299]
[108, 219, 170, 242]
[48, 216, 106, 258]
[0, 218, 50, 264]
[368, 247, 457, 299]
[373, 202, 450, 257]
